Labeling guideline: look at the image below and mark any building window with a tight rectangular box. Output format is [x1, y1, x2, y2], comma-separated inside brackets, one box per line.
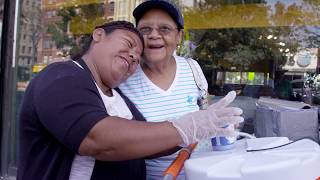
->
[43, 39, 51, 49]
[21, 46, 25, 53]
[119, 0, 126, 15]
[46, 11, 52, 18]
[23, 58, 28, 66]
[43, 56, 49, 64]
[43, 56, 49, 63]
[29, 35, 32, 43]
[109, 2, 115, 13]
[46, 10, 57, 18]
[18, 58, 23, 66]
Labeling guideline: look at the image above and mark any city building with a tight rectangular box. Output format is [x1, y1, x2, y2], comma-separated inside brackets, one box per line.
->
[105, 0, 114, 21]
[112, 0, 143, 23]
[16, 0, 42, 81]
[38, 0, 115, 65]
[38, 0, 67, 66]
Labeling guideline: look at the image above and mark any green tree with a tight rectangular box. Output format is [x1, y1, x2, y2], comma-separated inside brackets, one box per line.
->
[47, 2, 107, 57]
[47, 7, 76, 51]
[180, 0, 319, 72]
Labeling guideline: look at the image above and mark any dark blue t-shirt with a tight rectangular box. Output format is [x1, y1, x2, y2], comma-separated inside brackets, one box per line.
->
[18, 60, 146, 180]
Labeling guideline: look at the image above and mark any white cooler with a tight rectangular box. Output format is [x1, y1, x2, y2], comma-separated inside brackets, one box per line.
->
[185, 137, 320, 180]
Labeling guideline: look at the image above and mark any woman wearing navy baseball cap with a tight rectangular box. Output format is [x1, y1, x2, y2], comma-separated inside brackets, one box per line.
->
[119, 1, 243, 179]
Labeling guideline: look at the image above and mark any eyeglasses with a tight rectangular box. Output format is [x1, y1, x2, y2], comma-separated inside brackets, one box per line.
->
[138, 25, 178, 36]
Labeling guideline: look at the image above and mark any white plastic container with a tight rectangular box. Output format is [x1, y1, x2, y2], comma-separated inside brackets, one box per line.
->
[185, 137, 320, 180]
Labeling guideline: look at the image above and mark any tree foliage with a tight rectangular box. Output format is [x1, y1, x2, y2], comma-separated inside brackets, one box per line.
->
[47, 2, 107, 56]
[179, 0, 320, 73]
[47, 7, 76, 53]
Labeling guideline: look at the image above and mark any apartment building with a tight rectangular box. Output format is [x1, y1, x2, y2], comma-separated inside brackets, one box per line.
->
[112, 0, 143, 23]
[16, 0, 42, 80]
[38, 0, 115, 65]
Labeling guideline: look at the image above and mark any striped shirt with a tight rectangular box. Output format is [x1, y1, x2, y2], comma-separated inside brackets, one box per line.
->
[119, 55, 208, 179]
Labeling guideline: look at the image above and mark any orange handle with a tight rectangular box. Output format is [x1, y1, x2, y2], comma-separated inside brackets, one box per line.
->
[163, 143, 197, 180]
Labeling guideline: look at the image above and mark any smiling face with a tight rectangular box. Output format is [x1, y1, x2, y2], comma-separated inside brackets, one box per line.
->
[137, 9, 182, 64]
[91, 29, 143, 88]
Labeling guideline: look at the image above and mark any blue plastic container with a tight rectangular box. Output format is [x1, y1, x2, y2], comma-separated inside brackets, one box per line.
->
[211, 125, 236, 151]
[211, 136, 235, 151]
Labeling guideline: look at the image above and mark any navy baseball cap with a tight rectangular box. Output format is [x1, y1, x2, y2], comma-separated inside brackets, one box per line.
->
[133, 0, 184, 29]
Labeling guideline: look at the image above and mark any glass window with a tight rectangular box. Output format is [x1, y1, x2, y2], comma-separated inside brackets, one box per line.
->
[3, 0, 319, 178]
[43, 55, 49, 64]
[43, 39, 51, 49]
[119, 0, 126, 15]
[46, 11, 52, 18]
[109, 2, 115, 12]
[21, 46, 25, 53]
[177, 1, 320, 103]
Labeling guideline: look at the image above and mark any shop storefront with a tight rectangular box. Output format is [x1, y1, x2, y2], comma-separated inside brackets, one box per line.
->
[0, 0, 319, 179]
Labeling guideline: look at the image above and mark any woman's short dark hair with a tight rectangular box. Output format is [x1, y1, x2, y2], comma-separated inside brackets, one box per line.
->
[71, 21, 144, 60]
